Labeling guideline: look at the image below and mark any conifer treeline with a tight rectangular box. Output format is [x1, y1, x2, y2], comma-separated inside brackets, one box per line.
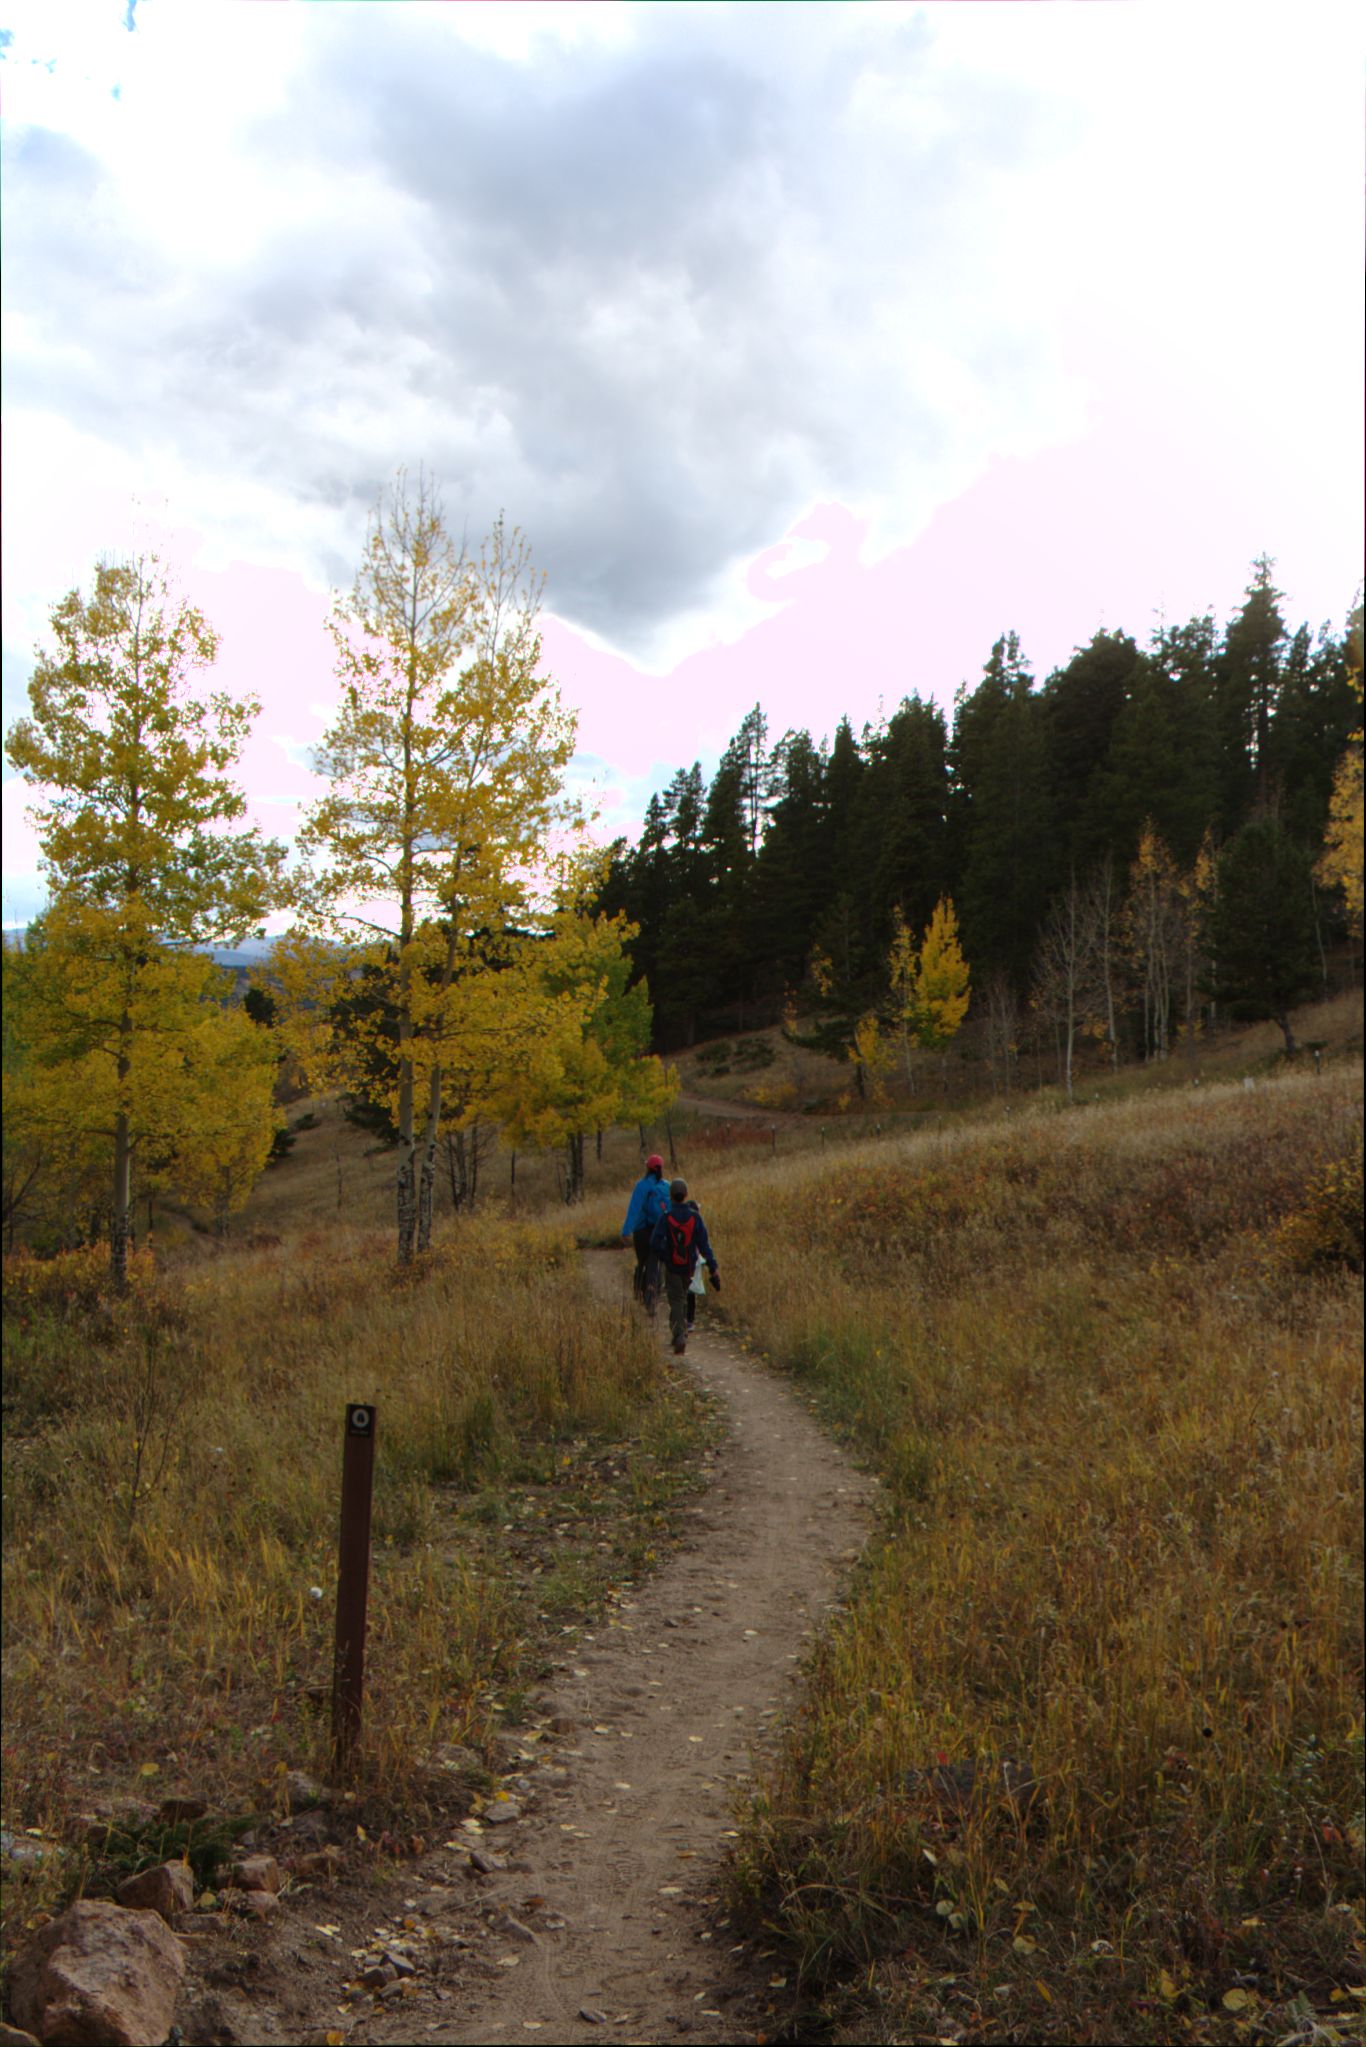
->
[598, 560, 1361, 1049]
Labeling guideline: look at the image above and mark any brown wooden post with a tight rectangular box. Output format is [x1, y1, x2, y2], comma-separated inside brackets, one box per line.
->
[332, 1402, 376, 1770]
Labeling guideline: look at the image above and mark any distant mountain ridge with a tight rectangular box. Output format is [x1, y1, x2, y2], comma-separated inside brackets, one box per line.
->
[2, 926, 279, 971]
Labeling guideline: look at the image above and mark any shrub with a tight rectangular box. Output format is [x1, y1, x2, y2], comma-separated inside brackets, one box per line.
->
[1272, 1138, 1364, 1274]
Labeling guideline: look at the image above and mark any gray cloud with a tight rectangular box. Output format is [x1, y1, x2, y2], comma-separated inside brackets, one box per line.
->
[3, 3, 1080, 654]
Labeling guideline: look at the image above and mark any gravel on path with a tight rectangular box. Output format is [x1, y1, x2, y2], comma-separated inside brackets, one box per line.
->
[362, 1247, 877, 2046]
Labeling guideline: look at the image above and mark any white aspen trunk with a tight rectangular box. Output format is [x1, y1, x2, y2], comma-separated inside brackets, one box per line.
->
[111, 1106, 132, 1293]
[416, 1065, 442, 1253]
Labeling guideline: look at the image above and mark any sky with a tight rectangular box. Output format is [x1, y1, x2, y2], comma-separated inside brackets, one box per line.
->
[2, 0, 1362, 929]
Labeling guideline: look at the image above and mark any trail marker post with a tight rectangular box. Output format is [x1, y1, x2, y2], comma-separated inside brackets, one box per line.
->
[332, 1401, 376, 1770]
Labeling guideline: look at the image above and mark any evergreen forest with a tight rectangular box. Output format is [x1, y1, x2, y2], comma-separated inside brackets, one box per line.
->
[596, 559, 1364, 1065]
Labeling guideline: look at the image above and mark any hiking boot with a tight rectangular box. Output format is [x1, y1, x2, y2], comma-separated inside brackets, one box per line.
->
[672, 1338, 687, 1355]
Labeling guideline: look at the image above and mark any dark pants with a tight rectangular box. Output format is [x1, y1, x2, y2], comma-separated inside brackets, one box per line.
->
[632, 1228, 656, 1307]
[663, 1269, 691, 1346]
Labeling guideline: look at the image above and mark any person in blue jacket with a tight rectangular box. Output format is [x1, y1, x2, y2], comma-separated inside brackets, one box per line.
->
[649, 1177, 720, 1355]
[622, 1153, 670, 1305]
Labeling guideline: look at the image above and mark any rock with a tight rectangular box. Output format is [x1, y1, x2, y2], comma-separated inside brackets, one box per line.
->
[177, 1994, 243, 2045]
[9, 1898, 187, 2047]
[0, 2023, 42, 2046]
[413, 1889, 455, 1913]
[116, 1861, 195, 1920]
[482, 1800, 521, 1827]
[467, 1848, 506, 1876]
[432, 1743, 483, 1777]
[287, 1846, 342, 1880]
[79, 1800, 157, 1848]
[228, 1854, 282, 1894]
[0, 1831, 55, 1868]
[383, 1951, 416, 1977]
[491, 1912, 537, 1945]
[277, 1809, 332, 1849]
[228, 1890, 281, 1921]
[360, 1962, 397, 1990]
[156, 1795, 207, 1825]
[547, 1714, 578, 1736]
[283, 1769, 333, 1809]
[579, 2009, 609, 2026]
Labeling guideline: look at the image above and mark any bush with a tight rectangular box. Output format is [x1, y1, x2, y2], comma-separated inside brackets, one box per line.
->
[1273, 1139, 1364, 1274]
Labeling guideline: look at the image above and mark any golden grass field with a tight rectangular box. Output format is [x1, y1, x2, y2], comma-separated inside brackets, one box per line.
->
[0, 1215, 716, 1953]
[2, 990, 1362, 2042]
[575, 1058, 1364, 2041]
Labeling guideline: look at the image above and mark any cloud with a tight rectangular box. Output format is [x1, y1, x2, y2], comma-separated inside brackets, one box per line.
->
[2, 2, 1091, 661]
[2, 0, 1359, 708]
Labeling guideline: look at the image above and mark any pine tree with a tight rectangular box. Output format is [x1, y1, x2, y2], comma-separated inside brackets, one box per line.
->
[952, 634, 1053, 988]
[1216, 556, 1288, 826]
[752, 729, 829, 989]
[1042, 630, 1142, 873]
[1205, 818, 1320, 1054]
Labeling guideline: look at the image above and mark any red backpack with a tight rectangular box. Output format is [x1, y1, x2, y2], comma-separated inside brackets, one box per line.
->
[663, 1210, 696, 1272]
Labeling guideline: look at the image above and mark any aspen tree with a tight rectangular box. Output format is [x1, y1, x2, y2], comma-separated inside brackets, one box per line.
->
[5, 556, 285, 1286]
[885, 906, 918, 1085]
[295, 472, 582, 1260]
[1317, 612, 1363, 930]
[490, 911, 676, 1202]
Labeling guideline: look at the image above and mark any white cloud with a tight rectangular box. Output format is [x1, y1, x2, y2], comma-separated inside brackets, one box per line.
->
[1, 0, 1359, 682]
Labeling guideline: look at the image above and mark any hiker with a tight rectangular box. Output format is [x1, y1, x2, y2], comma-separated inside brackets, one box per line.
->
[649, 1176, 720, 1355]
[622, 1152, 670, 1305]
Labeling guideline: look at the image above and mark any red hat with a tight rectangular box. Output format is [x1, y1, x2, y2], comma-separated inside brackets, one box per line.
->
[645, 1153, 664, 1172]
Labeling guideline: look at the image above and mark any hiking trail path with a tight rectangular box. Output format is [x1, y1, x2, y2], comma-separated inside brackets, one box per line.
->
[361, 1248, 875, 2045]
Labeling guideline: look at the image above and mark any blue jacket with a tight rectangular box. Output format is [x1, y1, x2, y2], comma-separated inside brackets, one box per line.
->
[650, 1199, 718, 1280]
[623, 1170, 670, 1237]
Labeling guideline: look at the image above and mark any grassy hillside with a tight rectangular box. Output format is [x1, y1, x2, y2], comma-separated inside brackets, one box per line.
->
[5, 995, 1361, 2040]
[573, 1065, 1364, 2042]
[0, 1217, 715, 1960]
[581, 1064, 1366, 2038]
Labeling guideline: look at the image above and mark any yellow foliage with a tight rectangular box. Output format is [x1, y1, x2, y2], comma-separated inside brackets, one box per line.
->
[912, 897, 971, 1050]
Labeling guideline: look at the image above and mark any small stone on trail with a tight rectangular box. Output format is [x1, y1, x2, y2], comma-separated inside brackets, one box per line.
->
[228, 1853, 283, 1893]
[229, 1890, 282, 1921]
[492, 1912, 538, 1944]
[468, 1848, 507, 1874]
[483, 1800, 522, 1826]
[115, 1860, 195, 1920]
[578, 2010, 609, 2026]
[288, 1846, 343, 1880]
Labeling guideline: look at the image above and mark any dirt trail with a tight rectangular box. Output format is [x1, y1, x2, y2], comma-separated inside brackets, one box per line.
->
[675, 1090, 804, 1125]
[356, 1249, 876, 2046]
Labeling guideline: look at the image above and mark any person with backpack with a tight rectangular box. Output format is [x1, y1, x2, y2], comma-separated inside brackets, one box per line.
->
[649, 1176, 720, 1355]
[622, 1153, 670, 1305]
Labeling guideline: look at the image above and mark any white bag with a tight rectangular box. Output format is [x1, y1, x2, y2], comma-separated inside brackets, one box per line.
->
[689, 1263, 707, 1296]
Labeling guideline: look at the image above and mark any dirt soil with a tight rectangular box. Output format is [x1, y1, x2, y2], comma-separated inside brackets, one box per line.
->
[175, 1250, 875, 2047]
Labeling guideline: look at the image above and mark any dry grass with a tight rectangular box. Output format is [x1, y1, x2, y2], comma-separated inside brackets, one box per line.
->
[579, 1067, 1364, 2041]
[0, 1215, 714, 1960]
